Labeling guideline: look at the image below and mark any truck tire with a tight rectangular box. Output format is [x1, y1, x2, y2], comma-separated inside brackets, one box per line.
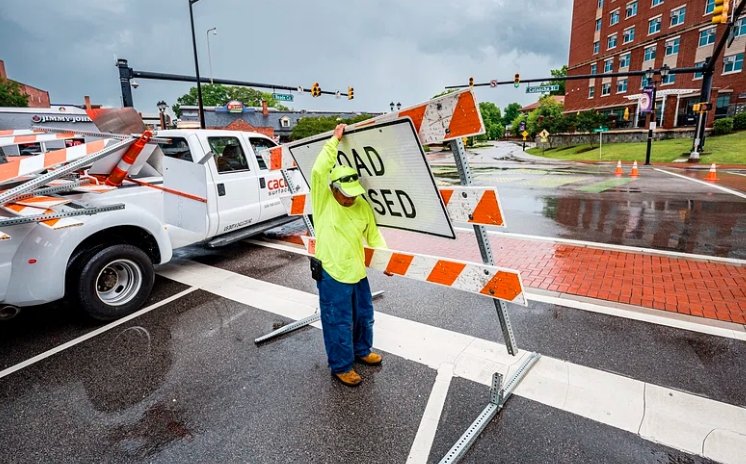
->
[73, 244, 155, 321]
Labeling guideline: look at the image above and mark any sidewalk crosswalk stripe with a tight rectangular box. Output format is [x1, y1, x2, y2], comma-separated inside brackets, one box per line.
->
[155, 258, 746, 464]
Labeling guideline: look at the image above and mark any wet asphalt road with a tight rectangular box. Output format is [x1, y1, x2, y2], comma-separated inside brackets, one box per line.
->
[1, 239, 740, 463]
[1, 147, 744, 462]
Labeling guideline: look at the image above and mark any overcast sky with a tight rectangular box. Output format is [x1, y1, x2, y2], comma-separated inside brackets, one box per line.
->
[1, 0, 572, 117]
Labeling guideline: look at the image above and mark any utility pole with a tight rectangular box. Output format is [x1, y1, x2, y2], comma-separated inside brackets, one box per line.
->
[188, 0, 206, 129]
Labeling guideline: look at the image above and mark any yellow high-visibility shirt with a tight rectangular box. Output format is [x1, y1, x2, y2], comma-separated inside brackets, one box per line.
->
[311, 136, 386, 283]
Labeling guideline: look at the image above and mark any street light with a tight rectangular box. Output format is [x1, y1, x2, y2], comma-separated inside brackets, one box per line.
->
[157, 100, 167, 130]
[389, 101, 401, 112]
[206, 27, 217, 84]
[188, 0, 206, 129]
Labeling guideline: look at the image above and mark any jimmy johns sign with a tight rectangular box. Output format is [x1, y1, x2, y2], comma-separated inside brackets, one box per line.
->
[287, 118, 455, 239]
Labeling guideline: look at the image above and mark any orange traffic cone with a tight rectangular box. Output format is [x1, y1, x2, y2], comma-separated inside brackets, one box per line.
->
[705, 163, 718, 182]
[614, 160, 623, 176]
[630, 160, 639, 178]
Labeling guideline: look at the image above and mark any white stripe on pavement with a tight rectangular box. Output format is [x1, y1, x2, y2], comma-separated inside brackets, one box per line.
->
[0, 287, 198, 380]
[157, 259, 746, 464]
[406, 364, 454, 464]
[655, 167, 746, 200]
[246, 238, 746, 341]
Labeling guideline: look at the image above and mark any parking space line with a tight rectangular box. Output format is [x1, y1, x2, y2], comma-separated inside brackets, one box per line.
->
[406, 363, 454, 464]
[156, 259, 746, 464]
[654, 167, 746, 200]
[0, 287, 198, 380]
[246, 238, 746, 341]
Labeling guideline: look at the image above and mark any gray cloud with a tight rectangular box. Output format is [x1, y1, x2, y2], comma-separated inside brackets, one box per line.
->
[1, 0, 571, 117]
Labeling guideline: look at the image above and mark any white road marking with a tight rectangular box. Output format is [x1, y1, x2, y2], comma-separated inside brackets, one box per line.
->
[0, 287, 198, 380]
[452, 227, 746, 266]
[406, 364, 454, 464]
[654, 167, 746, 200]
[157, 259, 746, 464]
[246, 238, 746, 340]
[727, 171, 746, 177]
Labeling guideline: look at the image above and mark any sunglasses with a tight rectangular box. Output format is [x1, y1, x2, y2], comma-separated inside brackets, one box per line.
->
[333, 174, 359, 183]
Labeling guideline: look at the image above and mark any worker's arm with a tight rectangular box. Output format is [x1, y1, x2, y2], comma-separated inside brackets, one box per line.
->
[363, 202, 387, 249]
[311, 124, 345, 208]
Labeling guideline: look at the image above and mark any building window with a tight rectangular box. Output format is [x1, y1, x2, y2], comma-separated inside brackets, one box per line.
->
[662, 73, 676, 85]
[623, 26, 635, 43]
[641, 76, 653, 88]
[652, 0, 663, 6]
[716, 94, 731, 117]
[280, 117, 290, 128]
[602, 83, 612, 96]
[610, 9, 620, 25]
[705, 0, 715, 14]
[593, 41, 600, 54]
[699, 28, 716, 46]
[643, 45, 656, 61]
[626, 1, 638, 17]
[735, 17, 746, 37]
[724, 53, 745, 73]
[670, 6, 686, 26]
[598, 0, 604, 8]
[617, 79, 628, 93]
[648, 17, 662, 34]
[694, 61, 705, 79]
[607, 34, 618, 49]
[596, 18, 602, 31]
[619, 52, 631, 68]
[665, 38, 680, 55]
[590, 63, 598, 74]
[589, 86, 596, 98]
[604, 58, 614, 73]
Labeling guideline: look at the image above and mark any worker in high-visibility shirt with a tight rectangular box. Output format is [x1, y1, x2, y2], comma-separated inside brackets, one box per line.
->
[310, 123, 387, 387]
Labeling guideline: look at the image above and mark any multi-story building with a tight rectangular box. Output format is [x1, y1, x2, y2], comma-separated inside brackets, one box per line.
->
[0, 59, 50, 108]
[566, 0, 745, 129]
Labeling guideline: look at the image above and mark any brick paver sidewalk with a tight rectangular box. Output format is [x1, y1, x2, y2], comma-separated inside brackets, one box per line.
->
[268, 227, 746, 325]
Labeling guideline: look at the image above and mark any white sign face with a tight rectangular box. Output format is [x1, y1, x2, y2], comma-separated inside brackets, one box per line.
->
[287, 118, 455, 239]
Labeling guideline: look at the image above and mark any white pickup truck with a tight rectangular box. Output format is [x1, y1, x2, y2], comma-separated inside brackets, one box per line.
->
[0, 129, 296, 321]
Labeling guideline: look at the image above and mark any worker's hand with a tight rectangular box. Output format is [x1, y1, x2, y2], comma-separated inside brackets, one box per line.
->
[333, 124, 346, 141]
[384, 271, 394, 277]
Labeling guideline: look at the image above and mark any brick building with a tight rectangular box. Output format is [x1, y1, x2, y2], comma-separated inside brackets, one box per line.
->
[0, 60, 51, 108]
[566, 0, 745, 129]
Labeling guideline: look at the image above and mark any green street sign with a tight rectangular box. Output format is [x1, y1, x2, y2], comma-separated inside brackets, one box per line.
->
[593, 126, 609, 133]
[272, 93, 294, 102]
[526, 84, 560, 94]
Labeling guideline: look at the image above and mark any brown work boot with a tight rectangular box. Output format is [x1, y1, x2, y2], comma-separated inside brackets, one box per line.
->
[356, 352, 383, 366]
[333, 369, 362, 387]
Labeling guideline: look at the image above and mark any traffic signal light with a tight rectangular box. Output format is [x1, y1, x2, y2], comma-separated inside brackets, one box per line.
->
[514, 73, 520, 88]
[693, 103, 701, 112]
[469, 76, 474, 88]
[712, 0, 730, 24]
[311, 82, 321, 97]
[348, 86, 354, 100]
[623, 107, 630, 121]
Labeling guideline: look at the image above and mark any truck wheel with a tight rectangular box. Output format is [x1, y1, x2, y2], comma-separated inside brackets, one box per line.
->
[74, 245, 155, 321]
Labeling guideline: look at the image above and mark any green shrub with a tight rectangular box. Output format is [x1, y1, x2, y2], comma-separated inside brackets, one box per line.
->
[733, 112, 746, 131]
[712, 117, 733, 135]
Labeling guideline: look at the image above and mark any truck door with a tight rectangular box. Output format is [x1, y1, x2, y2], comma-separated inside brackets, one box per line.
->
[244, 135, 288, 222]
[205, 135, 261, 235]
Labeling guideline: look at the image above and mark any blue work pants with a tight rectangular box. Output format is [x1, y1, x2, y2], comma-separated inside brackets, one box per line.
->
[317, 269, 374, 374]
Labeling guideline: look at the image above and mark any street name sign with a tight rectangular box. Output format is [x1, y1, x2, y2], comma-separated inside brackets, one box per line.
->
[526, 84, 559, 94]
[286, 118, 455, 239]
[272, 93, 294, 102]
[593, 126, 609, 133]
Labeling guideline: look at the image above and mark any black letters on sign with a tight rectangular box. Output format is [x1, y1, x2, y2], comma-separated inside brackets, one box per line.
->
[365, 189, 416, 219]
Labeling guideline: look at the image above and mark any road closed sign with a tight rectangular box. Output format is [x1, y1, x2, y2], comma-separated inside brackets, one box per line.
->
[287, 118, 455, 239]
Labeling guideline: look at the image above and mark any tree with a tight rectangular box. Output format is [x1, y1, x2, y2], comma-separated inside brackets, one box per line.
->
[502, 102, 522, 128]
[172, 83, 288, 117]
[575, 110, 607, 147]
[548, 66, 567, 96]
[0, 78, 28, 107]
[291, 113, 373, 140]
[477, 102, 503, 140]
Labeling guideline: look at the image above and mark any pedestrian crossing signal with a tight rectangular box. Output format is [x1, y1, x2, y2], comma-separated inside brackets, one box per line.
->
[348, 86, 354, 100]
[514, 73, 520, 88]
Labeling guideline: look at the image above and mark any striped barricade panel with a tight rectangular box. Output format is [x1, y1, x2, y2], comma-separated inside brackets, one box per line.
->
[353, 89, 485, 145]
[259, 145, 297, 172]
[283, 186, 505, 227]
[0, 131, 76, 148]
[302, 236, 526, 306]
[12, 195, 71, 209]
[2, 204, 83, 230]
[0, 139, 111, 186]
[0, 129, 36, 137]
